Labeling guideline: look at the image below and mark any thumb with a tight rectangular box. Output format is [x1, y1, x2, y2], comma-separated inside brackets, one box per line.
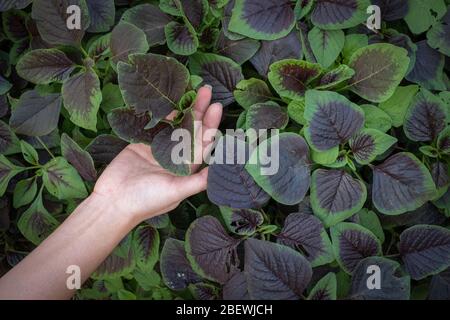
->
[173, 167, 209, 200]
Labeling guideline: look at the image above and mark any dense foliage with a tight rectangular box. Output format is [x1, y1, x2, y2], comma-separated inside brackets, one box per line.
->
[0, 0, 449, 300]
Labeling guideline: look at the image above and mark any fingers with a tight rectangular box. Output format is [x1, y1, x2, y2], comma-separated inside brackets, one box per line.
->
[194, 85, 213, 121]
[173, 167, 208, 200]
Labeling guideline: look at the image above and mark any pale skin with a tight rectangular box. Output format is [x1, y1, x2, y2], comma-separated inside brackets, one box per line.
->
[0, 85, 222, 300]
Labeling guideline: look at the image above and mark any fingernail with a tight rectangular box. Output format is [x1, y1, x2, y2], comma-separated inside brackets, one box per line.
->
[204, 84, 212, 91]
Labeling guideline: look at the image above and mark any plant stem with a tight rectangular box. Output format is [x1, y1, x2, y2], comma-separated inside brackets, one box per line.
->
[80, 46, 89, 58]
[185, 199, 197, 211]
[36, 137, 55, 160]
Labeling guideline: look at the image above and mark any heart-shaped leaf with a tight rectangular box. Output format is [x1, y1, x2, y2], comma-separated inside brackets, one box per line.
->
[361, 105, 392, 133]
[120, 4, 172, 47]
[31, 0, 90, 46]
[307, 272, 337, 300]
[378, 85, 419, 127]
[85, 0, 115, 33]
[268, 59, 322, 100]
[250, 30, 302, 77]
[228, 0, 295, 40]
[62, 67, 102, 131]
[349, 128, 397, 165]
[245, 238, 312, 300]
[372, 152, 436, 215]
[246, 133, 311, 206]
[165, 21, 199, 56]
[245, 101, 288, 130]
[2, 9, 29, 42]
[118, 53, 189, 124]
[17, 191, 59, 245]
[349, 257, 410, 300]
[427, 9, 450, 56]
[405, 41, 446, 91]
[133, 225, 159, 271]
[311, 0, 370, 30]
[110, 22, 149, 68]
[215, 31, 260, 65]
[399, 225, 450, 280]
[185, 216, 240, 284]
[207, 135, 270, 208]
[277, 212, 334, 267]
[404, 89, 448, 142]
[233, 78, 273, 109]
[189, 53, 243, 107]
[42, 157, 88, 200]
[17, 49, 76, 84]
[308, 27, 345, 68]
[304, 90, 364, 151]
[9, 90, 62, 136]
[160, 238, 202, 290]
[347, 43, 410, 103]
[331, 222, 382, 274]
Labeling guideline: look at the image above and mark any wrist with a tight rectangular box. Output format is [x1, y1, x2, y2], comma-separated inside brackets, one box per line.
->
[82, 191, 140, 230]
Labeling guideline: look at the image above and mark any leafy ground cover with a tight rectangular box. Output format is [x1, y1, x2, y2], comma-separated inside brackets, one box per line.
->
[0, 0, 449, 300]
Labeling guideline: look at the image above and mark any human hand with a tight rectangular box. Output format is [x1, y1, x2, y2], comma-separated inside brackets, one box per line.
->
[91, 85, 222, 225]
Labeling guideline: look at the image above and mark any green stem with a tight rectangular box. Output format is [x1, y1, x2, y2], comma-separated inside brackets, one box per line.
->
[36, 137, 55, 160]
[80, 46, 89, 58]
[185, 199, 197, 211]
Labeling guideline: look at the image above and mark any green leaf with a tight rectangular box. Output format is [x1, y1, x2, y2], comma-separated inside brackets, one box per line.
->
[342, 34, 368, 64]
[360, 104, 392, 133]
[310, 0, 370, 30]
[133, 225, 160, 272]
[9, 90, 62, 137]
[331, 222, 382, 274]
[315, 64, 355, 90]
[356, 209, 385, 244]
[31, 0, 90, 46]
[404, 0, 446, 35]
[117, 289, 137, 300]
[310, 147, 339, 166]
[20, 140, 39, 165]
[42, 157, 87, 200]
[61, 133, 97, 182]
[17, 191, 59, 245]
[13, 177, 38, 209]
[62, 68, 102, 131]
[349, 128, 397, 165]
[233, 78, 273, 109]
[100, 83, 124, 113]
[118, 53, 189, 127]
[0, 154, 25, 196]
[110, 22, 149, 68]
[268, 59, 322, 100]
[311, 169, 367, 227]
[228, 0, 295, 40]
[308, 272, 337, 300]
[304, 90, 364, 151]
[0, 120, 20, 155]
[0, 75, 12, 95]
[308, 27, 344, 68]
[165, 21, 199, 56]
[16, 49, 76, 84]
[287, 99, 306, 125]
[347, 43, 410, 103]
[378, 85, 419, 127]
[437, 127, 450, 155]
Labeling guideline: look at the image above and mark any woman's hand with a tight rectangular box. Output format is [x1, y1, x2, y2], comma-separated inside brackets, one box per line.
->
[0, 85, 222, 299]
[92, 85, 222, 224]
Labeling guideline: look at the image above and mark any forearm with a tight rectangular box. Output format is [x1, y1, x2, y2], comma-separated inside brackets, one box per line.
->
[0, 193, 137, 300]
